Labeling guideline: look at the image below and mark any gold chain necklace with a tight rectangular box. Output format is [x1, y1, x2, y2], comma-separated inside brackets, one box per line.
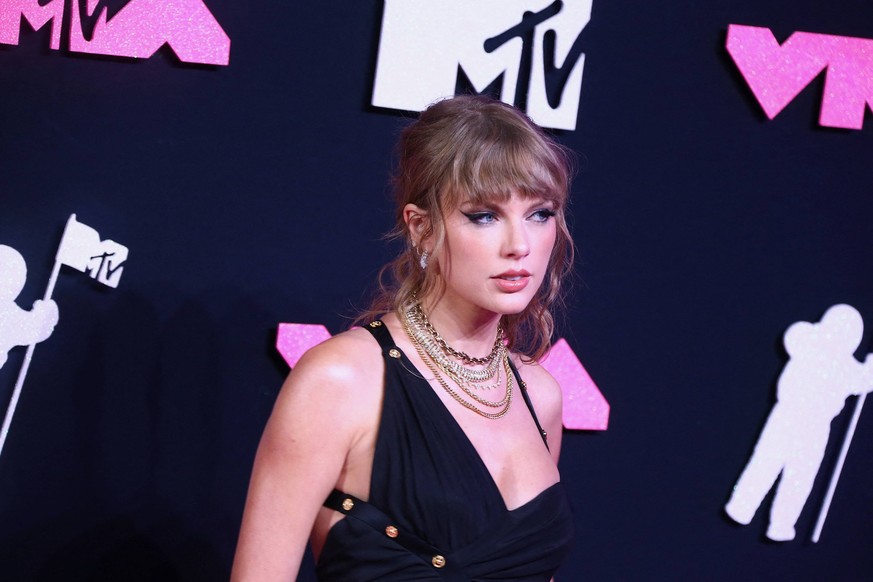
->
[404, 304, 503, 385]
[401, 306, 513, 419]
[411, 303, 504, 365]
[440, 358, 510, 407]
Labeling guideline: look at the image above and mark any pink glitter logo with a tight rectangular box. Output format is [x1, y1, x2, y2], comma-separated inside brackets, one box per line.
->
[726, 24, 873, 130]
[0, 0, 230, 66]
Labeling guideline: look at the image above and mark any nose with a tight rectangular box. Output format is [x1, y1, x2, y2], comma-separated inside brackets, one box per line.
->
[503, 220, 530, 258]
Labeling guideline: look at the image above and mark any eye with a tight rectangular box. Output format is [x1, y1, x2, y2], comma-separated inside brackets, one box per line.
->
[529, 208, 556, 223]
[461, 211, 497, 225]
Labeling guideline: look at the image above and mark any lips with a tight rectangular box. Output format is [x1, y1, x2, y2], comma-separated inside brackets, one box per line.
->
[492, 270, 531, 293]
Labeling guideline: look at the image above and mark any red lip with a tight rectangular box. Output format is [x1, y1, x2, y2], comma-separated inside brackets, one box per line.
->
[492, 270, 531, 293]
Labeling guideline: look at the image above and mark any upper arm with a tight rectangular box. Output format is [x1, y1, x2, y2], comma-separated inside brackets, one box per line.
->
[232, 331, 380, 581]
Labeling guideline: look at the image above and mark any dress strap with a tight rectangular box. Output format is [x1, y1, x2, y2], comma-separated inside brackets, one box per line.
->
[365, 320, 549, 449]
[507, 359, 550, 450]
[324, 489, 468, 580]
[362, 320, 398, 354]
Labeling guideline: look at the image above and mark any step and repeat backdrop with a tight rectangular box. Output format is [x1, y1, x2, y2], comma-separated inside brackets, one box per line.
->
[2, 1, 872, 579]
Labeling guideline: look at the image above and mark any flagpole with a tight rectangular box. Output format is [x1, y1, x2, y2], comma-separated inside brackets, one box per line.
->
[811, 392, 867, 542]
[0, 257, 63, 458]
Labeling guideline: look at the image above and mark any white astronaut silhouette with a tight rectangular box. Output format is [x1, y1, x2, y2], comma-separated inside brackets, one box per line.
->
[725, 304, 873, 541]
[0, 245, 58, 370]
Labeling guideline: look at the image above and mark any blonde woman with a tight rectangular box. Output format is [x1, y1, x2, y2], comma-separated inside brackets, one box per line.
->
[233, 95, 576, 581]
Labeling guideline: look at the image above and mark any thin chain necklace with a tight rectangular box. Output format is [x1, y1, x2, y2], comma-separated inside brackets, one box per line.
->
[404, 304, 503, 385]
[401, 304, 513, 419]
[411, 303, 504, 365]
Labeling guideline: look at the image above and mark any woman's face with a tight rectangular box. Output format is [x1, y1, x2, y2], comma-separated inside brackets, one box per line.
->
[429, 192, 558, 320]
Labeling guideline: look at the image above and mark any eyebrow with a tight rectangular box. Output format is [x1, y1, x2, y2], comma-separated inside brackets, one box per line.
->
[457, 197, 556, 212]
[525, 198, 555, 209]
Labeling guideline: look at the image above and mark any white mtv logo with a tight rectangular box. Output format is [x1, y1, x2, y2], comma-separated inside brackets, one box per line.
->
[372, 0, 592, 131]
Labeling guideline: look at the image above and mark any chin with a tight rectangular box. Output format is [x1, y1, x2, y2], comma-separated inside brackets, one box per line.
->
[491, 295, 535, 316]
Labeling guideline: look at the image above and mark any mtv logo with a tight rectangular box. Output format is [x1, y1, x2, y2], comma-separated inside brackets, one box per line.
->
[56, 215, 128, 288]
[0, 0, 230, 66]
[372, 0, 592, 130]
[726, 25, 873, 130]
[83, 241, 127, 288]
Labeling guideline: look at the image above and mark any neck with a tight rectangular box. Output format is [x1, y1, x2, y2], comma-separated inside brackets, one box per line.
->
[416, 295, 503, 359]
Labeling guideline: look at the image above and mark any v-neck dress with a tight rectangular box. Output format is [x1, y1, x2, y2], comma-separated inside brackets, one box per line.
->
[315, 322, 574, 581]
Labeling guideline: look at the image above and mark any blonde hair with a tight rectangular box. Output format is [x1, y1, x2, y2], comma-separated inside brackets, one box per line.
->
[360, 95, 575, 361]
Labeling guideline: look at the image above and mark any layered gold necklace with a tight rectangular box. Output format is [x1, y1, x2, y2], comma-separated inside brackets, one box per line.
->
[401, 303, 512, 419]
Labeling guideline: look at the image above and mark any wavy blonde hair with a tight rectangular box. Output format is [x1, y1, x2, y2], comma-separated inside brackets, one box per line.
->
[360, 95, 575, 361]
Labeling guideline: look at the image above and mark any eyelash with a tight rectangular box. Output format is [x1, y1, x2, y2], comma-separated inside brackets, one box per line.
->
[462, 211, 496, 224]
[531, 209, 556, 222]
[461, 209, 556, 225]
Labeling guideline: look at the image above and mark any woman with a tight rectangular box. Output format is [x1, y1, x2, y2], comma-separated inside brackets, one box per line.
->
[232, 95, 576, 580]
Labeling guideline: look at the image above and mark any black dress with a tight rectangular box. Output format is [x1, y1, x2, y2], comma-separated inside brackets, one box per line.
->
[316, 322, 574, 581]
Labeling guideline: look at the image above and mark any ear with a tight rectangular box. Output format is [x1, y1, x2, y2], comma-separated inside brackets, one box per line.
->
[403, 204, 430, 248]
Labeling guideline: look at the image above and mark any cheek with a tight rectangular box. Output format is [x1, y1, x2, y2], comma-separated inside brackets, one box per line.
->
[538, 225, 558, 256]
[535, 232, 558, 274]
[447, 246, 484, 279]
[442, 229, 490, 267]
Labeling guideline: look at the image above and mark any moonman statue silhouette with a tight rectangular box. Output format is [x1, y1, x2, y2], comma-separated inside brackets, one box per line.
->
[725, 304, 873, 541]
[0, 245, 58, 370]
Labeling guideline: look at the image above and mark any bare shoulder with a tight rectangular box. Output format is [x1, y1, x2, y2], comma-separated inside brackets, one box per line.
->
[289, 326, 382, 387]
[270, 326, 384, 438]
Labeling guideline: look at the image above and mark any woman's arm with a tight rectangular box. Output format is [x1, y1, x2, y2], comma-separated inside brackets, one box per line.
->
[231, 331, 380, 580]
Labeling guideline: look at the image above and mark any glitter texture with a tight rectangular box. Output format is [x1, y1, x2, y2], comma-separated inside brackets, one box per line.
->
[724, 304, 873, 541]
[1, 216, 124, 458]
[68, 0, 230, 65]
[726, 24, 873, 130]
[276, 323, 332, 369]
[539, 338, 609, 431]
[0, 0, 230, 66]
[0, 0, 64, 49]
[0, 245, 59, 371]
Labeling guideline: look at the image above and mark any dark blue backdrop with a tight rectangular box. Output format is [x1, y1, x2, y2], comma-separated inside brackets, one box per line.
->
[2, 1, 872, 579]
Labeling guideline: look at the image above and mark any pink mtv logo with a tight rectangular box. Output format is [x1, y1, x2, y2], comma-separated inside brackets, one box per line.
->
[275, 323, 332, 369]
[726, 24, 873, 130]
[539, 338, 609, 430]
[0, 0, 230, 66]
[276, 323, 609, 431]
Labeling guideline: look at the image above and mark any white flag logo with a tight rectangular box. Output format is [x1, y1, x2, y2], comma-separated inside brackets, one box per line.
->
[0, 213, 129, 458]
[56, 215, 128, 288]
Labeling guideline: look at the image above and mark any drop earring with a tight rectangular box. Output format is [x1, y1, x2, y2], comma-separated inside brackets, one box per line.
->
[419, 250, 429, 270]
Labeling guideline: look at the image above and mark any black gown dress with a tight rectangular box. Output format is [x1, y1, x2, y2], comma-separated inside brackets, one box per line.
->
[316, 322, 574, 581]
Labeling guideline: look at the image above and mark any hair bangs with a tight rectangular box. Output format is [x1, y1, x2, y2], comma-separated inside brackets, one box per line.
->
[443, 128, 569, 212]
